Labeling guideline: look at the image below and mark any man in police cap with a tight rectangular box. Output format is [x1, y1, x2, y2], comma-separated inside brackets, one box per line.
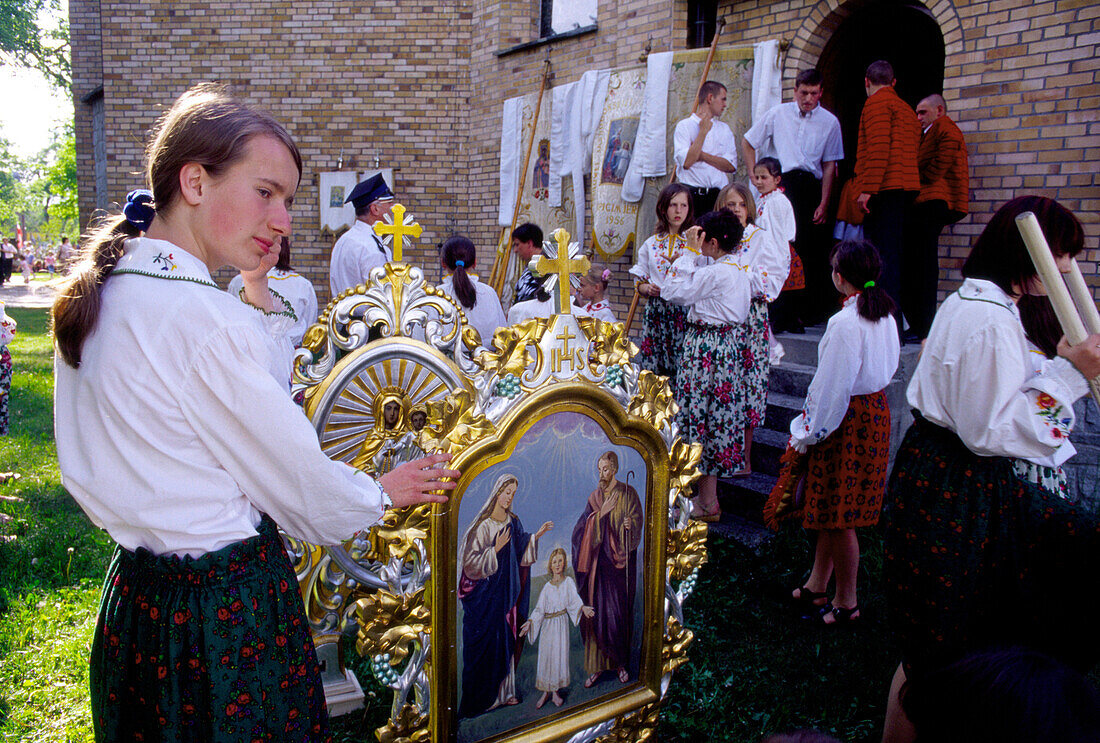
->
[329, 173, 396, 296]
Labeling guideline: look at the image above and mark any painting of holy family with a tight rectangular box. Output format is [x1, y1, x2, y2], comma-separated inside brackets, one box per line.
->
[454, 411, 650, 742]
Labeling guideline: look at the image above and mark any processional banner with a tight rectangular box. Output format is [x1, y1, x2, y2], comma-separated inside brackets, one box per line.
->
[593, 47, 755, 259]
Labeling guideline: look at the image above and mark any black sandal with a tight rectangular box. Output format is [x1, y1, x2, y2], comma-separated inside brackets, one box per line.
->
[791, 586, 828, 609]
[821, 603, 860, 626]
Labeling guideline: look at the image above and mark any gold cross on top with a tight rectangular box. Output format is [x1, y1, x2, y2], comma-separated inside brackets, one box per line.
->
[536, 228, 591, 314]
[374, 203, 422, 263]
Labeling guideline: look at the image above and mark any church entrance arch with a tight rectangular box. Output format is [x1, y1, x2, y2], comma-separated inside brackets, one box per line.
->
[816, 0, 946, 178]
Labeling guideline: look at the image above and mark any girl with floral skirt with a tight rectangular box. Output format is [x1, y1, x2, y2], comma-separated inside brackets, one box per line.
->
[662, 210, 753, 521]
[753, 157, 803, 334]
[764, 239, 900, 626]
[716, 182, 790, 474]
[630, 183, 695, 385]
[0, 301, 14, 436]
[878, 196, 1100, 743]
[50, 84, 458, 741]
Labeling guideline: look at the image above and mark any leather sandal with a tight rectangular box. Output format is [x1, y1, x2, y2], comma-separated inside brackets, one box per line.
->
[821, 603, 860, 626]
[791, 586, 828, 609]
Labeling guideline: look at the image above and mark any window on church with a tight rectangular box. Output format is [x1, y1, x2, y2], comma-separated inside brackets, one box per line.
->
[687, 0, 718, 49]
[541, 0, 597, 38]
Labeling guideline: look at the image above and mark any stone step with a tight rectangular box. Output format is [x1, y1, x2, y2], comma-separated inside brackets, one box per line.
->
[705, 512, 774, 553]
[717, 471, 777, 524]
[749, 427, 789, 475]
[767, 361, 817, 397]
[764, 391, 804, 433]
[773, 326, 825, 367]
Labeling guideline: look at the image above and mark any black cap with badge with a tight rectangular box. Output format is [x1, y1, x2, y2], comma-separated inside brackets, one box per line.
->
[345, 173, 395, 210]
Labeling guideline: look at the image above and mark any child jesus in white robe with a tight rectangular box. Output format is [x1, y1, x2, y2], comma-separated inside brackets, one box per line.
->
[519, 547, 594, 708]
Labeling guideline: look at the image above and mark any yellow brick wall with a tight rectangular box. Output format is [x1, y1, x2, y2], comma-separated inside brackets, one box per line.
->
[71, 0, 1098, 315]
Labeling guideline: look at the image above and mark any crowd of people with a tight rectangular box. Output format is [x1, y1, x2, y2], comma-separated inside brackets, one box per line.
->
[0, 235, 76, 287]
[24, 57, 1100, 741]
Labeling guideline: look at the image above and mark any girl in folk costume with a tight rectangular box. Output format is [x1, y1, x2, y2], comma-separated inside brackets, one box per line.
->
[519, 547, 594, 709]
[0, 301, 14, 436]
[662, 210, 754, 521]
[764, 240, 900, 625]
[879, 196, 1100, 743]
[716, 182, 791, 474]
[576, 263, 617, 323]
[50, 84, 457, 740]
[630, 183, 695, 384]
[753, 157, 803, 334]
[459, 474, 553, 716]
[438, 235, 507, 346]
[226, 236, 318, 347]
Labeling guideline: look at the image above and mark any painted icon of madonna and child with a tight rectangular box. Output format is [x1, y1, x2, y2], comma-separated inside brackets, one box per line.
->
[455, 412, 648, 741]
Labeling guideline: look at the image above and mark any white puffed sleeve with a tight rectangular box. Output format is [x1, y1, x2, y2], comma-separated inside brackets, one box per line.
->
[178, 324, 387, 545]
[629, 235, 657, 283]
[789, 321, 861, 452]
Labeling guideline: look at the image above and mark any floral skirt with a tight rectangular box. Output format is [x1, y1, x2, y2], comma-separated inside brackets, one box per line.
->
[636, 297, 689, 385]
[91, 515, 330, 742]
[674, 322, 747, 477]
[0, 346, 10, 435]
[802, 391, 890, 529]
[735, 298, 770, 429]
[883, 415, 1100, 679]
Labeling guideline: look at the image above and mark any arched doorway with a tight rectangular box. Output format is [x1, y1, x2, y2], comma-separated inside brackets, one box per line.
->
[817, 0, 945, 181]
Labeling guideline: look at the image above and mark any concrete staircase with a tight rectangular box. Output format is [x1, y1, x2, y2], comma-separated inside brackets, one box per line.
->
[710, 325, 922, 548]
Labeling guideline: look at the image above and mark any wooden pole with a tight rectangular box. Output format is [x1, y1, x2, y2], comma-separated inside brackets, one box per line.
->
[1015, 211, 1100, 407]
[668, 19, 726, 187]
[623, 288, 642, 335]
[490, 58, 553, 296]
[1066, 258, 1100, 335]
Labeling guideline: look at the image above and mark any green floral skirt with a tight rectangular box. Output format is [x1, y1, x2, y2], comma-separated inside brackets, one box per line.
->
[884, 415, 1100, 679]
[735, 298, 770, 430]
[636, 297, 689, 386]
[90, 515, 330, 741]
[674, 321, 747, 477]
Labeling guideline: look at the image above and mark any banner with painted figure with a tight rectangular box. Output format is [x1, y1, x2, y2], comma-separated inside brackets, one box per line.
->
[497, 91, 578, 308]
[589, 68, 647, 260]
[592, 47, 755, 260]
[319, 168, 395, 235]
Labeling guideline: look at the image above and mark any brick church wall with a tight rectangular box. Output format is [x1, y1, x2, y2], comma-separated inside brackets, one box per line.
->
[71, 0, 1097, 314]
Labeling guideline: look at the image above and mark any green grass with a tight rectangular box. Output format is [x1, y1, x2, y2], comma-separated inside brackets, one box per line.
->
[0, 307, 897, 742]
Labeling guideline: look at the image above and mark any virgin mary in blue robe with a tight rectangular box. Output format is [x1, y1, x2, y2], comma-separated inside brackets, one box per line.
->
[458, 474, 541, 718]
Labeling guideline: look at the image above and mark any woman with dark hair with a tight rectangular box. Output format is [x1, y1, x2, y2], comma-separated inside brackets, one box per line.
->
[765, 240, 899, 624]
[459, 474, 552, 716]
[629, 182, 694, 385]
[51, 83, 458, 739]
[226, 236, 317, 347]
[438, 235, 506, 345]
[662, 210, 753, 520]
[880, 195, 1100, 742]
[902, 648, 1100, 743]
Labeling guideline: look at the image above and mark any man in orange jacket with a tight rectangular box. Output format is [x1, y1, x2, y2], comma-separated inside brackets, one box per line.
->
[904, 94, 969, 341]
[852, 60, 920, 327]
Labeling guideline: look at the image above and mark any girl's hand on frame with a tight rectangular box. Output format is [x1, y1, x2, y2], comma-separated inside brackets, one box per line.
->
[378, 452, 459, 508]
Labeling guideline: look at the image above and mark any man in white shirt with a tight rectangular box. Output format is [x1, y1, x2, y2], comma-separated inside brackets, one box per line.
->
[742, 69, 845, 327]
[328, 173, 396, 297]
[673, 81, 737, 215]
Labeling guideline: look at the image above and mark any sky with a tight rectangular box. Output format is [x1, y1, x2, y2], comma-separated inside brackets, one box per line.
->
[0, 0, 72, 159]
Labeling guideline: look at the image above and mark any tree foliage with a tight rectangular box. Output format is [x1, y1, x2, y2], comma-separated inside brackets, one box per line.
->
[0, 124, 77, 241]
[0, 0, 71, 90]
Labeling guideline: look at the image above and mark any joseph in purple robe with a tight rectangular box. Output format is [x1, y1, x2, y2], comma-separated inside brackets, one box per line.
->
[571, 451, 643, 687]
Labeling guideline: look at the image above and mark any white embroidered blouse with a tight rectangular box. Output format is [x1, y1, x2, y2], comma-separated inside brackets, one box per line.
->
[628, 233, 693, 292]
[907, 278, 1089, 465]
[581, 300, 617, 324]
[54, 237, 389, 557]
[661, 251, 753, 326]
[789, 294, 901, 452]
[739, 223, 791, 302]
